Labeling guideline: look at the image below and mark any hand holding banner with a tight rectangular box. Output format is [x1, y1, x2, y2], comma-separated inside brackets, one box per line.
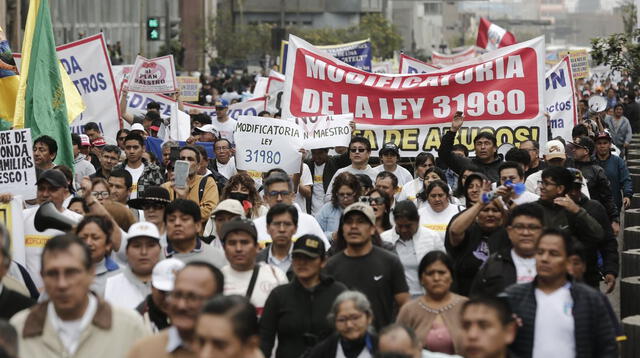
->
[234, 116, 303, 174]
[128, 55, 178, 93]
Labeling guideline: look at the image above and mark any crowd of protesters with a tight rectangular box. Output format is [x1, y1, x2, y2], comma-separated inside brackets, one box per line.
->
[0, 75, 636, 358]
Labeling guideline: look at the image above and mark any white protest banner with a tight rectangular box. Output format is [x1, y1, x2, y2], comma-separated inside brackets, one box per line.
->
[0, 196, 26, 266]
[0, 129, 36, 200]
[431, 47, 477, 66]
[289, 113, 353, 149]
[372, 61, 393, 74]
[128, 54, 178, 93]
[126, 92, 176, 119]
[168, 107, 192, 141]
[177, 76, 201, 101]
[228, 97, 267, 120]
[112, 65, 133, 96]
[183, 103, 217, 119]
[265, 70, 285, 114]
[253, 76, 268, 98]
[283, 34, 547, 156]
[398, 53, 439, 74]
[545, 56, 577, 141]
[234, 116, 303, 174]
[14, 34, 120, 141]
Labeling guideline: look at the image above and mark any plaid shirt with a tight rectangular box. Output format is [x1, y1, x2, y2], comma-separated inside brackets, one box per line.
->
[114, 158, 164, 194]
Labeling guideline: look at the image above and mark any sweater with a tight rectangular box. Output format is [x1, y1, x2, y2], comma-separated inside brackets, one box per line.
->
[259, 275, 348, 358]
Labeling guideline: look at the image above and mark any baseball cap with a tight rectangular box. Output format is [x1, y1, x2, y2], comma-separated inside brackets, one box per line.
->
[567, 168, 584, 184]
[79, 134, 91, 147]
[545, 139, 566, 160]
[379, 142, 399, 157]
[220, 217, 257, 242]
[292, 235, 326, 258]
[343, 202, 376, 225]
[131, 123, 146, 133]
[214, 98, 229, 108]
[91, 138, 106, 147]
[36, 169, 67, 188]
[212, 199, 245, 217]
[194, 124, 219, 137]
[126, 222, 160, 242]
[595, 131, 612, 142]
[151, 258, 185, 291]
[572, 136, 594, 155]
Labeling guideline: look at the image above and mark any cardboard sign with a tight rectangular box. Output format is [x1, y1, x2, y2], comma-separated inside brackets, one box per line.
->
[0, 129, 36, 200]
[280, 38, 372, 74]
[398, 53, 439, 74]
[545, 56, 577, 141]
[431, 47, 477, 66]
[177, 76, 201, 101]
[13, 34, 121, 142]
[559, 49, 589, 79]
[234, 116, 303, 174]
[289, 113, 353, 149]
[283, 34, 547, 156]
[128, 54, 178, 93]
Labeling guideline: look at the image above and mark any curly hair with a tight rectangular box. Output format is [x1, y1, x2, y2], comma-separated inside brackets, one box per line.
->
[222, 173, 264, 218]
[331, 172, 361, 208]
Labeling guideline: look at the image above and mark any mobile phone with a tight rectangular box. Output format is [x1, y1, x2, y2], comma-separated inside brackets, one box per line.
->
[174, 160, 190, 189]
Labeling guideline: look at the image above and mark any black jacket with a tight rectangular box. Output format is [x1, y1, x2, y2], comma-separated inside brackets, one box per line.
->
[504, 278, 618, 358]
[470, 247, 517, 297]
[0, 286, 34, 320]
[304, 333, 378, 358]
[576, 195, 619, 285]
[305, 152, 351, 213]
[438, 130, 503, 182]
[574, 159, 619, 223]
[260, 275, 348, 358]
[533, 200, 604, 246]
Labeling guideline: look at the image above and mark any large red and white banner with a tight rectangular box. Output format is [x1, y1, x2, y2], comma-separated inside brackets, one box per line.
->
[431, 47, 477, 66]
[476, 18, 517, 51]
[545, 56, 577, 141]
[282, 34, 546, 156]
[398, 53, 439, 74]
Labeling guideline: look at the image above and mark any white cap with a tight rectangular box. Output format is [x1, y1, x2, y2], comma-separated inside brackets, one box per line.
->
[545, 139, 566, 160]
[151, 258, 185, 291]
[212, 199, 245, 217]
[126, 222, 160, 241]
[131, 123, 146, 132]
[195, 124, 218, 137]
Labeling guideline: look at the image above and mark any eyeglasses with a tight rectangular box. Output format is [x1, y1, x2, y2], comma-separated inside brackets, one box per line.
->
[368, 197, 385, 205]
[336, 313, 365, 325]
[168, 291, 208, 305]
[267, 190, 291, 198]
[510, 224, 543, 232]
[117, 136, 127, 141]
[91, 191, 110, 198]
[537, 180, 558, 188]
[215, 146, 230, 151]
[349, 148, 367, 153]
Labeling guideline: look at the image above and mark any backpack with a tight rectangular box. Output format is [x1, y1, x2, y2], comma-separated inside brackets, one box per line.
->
[198, 171, 228, 202]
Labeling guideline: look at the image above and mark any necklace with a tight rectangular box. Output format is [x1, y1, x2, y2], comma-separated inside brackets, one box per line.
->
[418, 296, 459, 314]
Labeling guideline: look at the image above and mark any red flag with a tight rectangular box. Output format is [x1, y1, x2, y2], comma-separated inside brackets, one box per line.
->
[476, 18, 516, 50]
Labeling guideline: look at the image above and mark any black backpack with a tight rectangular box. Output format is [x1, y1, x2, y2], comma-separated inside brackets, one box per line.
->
[198, 171, 228, 202]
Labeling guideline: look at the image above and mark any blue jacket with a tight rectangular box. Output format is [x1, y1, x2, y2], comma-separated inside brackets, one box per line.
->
[603, 115, 632, 148]
[594, 153, 632, 212]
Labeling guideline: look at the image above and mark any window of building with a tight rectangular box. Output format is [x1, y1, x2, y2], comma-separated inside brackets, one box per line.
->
[424, 2, 442, 15]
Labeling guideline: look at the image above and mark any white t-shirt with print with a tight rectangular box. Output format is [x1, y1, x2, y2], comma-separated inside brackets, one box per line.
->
[418, 204, 463, 243]
[533, 285, 575, 358]
[222, 263, 288, 316]
[511, 250, 536, 283]
[125, 163, 144, 199]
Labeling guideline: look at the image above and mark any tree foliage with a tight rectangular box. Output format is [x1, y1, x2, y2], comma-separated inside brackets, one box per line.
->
[590, 1, 640, 83]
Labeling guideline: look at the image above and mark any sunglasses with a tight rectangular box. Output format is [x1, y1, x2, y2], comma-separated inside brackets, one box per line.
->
[349, 148, 367, 153]
[266, 190, 291, 198]
[117, 136, 127, 141]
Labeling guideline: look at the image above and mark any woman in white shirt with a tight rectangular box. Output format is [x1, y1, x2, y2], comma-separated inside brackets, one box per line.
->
[415, 167, 448, 210]
[418, 180, 464, 243]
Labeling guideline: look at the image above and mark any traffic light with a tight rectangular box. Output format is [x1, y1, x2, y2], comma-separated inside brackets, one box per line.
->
[147, 17, 160, 41]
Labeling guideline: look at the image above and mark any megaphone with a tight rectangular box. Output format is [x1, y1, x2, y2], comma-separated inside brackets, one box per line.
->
[34, 201, 80, 232]
[588, 96, 608, 113]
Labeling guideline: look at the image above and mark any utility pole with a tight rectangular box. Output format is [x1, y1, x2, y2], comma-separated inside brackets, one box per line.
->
[139, 0, 145, 56]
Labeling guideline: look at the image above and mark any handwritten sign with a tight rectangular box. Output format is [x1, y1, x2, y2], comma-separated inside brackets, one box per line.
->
[289, 113, 353, 149]
[559, 49, 589, 79]
[234, 116, 303, 174]
[128, 55, 178, 93]
[177, 76, 201, 101]
[0, 129, 36, 200]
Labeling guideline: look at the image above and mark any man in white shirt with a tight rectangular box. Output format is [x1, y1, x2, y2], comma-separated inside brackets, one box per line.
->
[256, 204, 298, 278]
[22, 170, 84, 290]
[325, 136, 379, 202]
[253, 173, 329, 248]
[212, 138, 237, 179]
[504, 229, 618, 358]
[374, 142, 413, 186]
[105, 222, 162, 310]
[212, 98, 237, 144]
[11, 235, 148, 357]
[220, 217, 288, 315]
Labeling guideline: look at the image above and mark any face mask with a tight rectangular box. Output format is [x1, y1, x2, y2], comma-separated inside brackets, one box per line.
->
[229, 192, 249, 202]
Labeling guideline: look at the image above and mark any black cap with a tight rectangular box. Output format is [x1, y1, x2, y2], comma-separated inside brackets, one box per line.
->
[36, 169, 67, 188]
[379, 142, 400, 157]
[127, 186, 172, 209]
[573, 136, 595, 155]
[292, 235, 325, 258]
[221, 217, 257, 242]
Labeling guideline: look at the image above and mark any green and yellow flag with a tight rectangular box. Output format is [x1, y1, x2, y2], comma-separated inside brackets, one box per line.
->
[0, 26, 19, 129]
[12, 0, 85, 169]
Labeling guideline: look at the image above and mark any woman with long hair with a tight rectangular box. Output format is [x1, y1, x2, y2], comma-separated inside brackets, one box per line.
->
[317, 172, 361, 241]
[221, 172, 268, 218]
